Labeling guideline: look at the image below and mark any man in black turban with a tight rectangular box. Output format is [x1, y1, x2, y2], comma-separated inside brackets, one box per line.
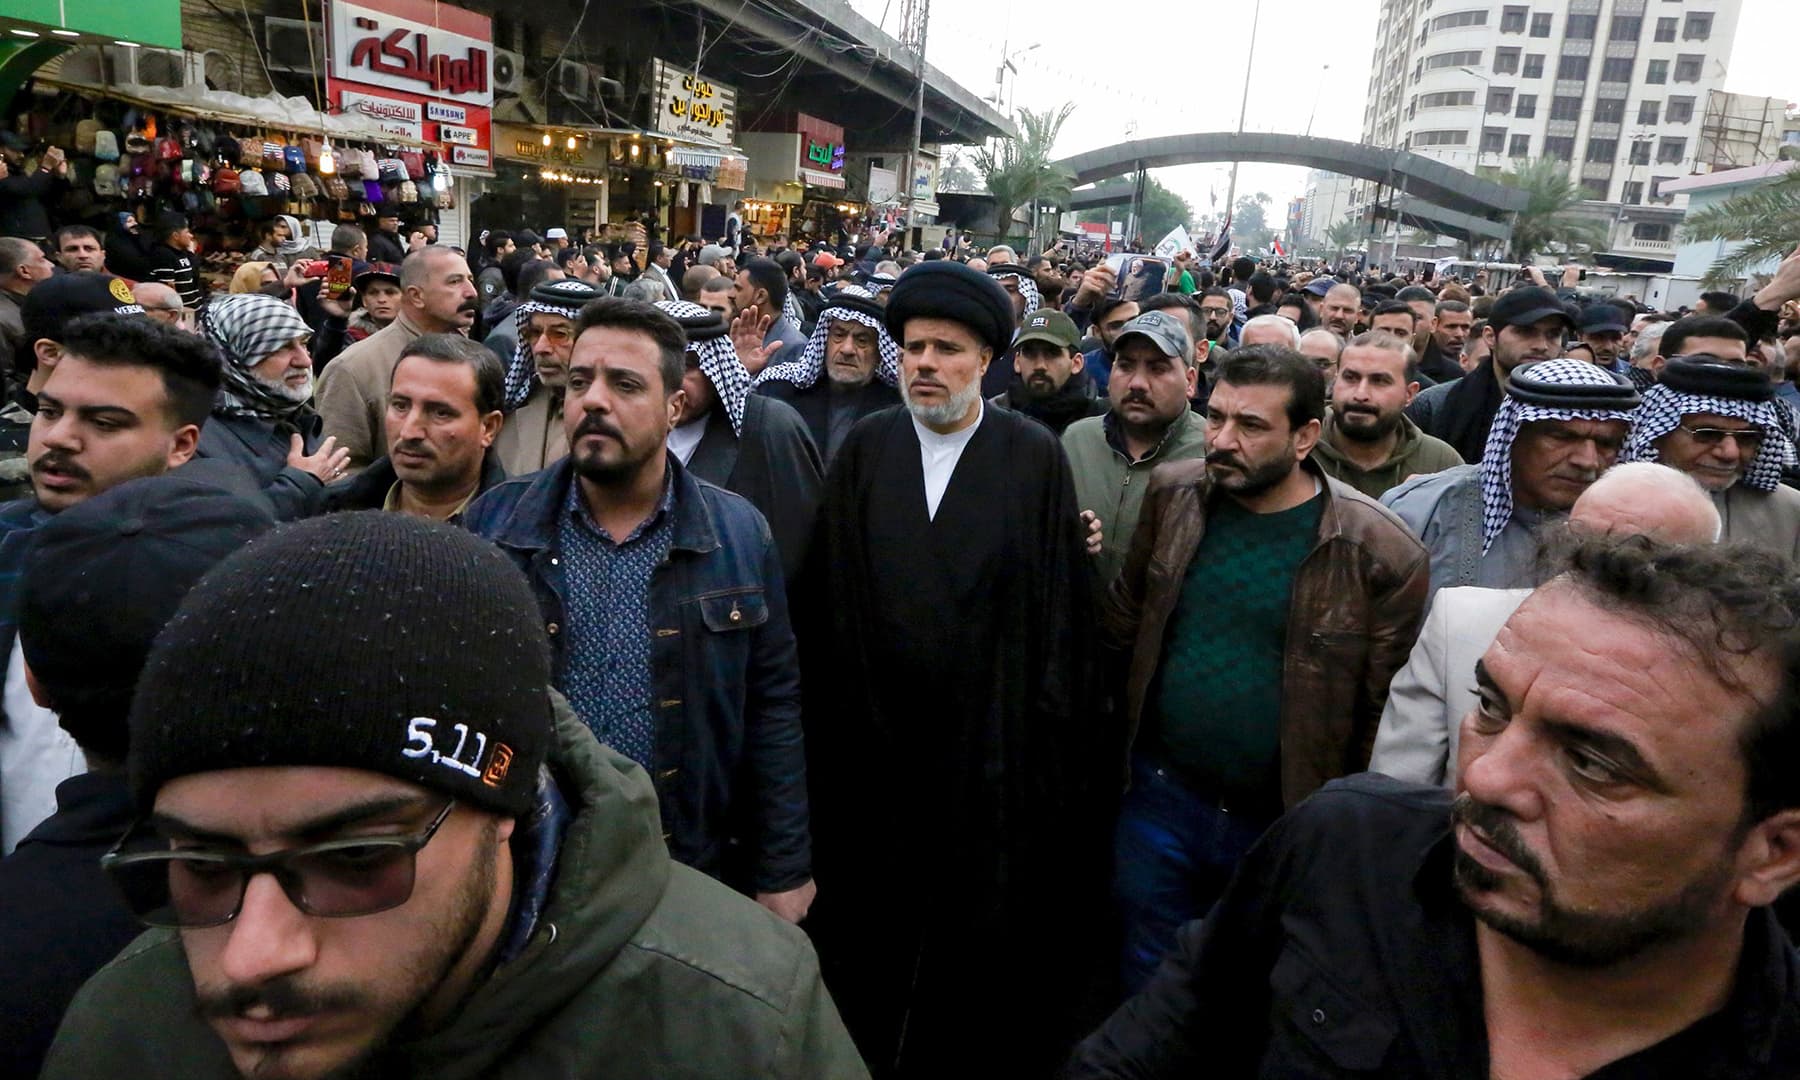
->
[800, 260, 1111, 1077]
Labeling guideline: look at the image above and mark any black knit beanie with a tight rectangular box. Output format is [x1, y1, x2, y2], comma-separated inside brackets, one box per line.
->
[129, 511, 553, 817]
[884, 260, 1016, 358]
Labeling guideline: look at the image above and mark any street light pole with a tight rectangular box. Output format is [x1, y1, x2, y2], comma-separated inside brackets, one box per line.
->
[1221, 0, 1261, 259]
[1459, 66, 1491, 171]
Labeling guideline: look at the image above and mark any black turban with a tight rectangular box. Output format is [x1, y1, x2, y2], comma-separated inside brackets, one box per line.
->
[884, 261, 1015, 358]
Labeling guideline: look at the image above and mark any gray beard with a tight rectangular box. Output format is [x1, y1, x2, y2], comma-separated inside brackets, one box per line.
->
[902, 377, 981, 428]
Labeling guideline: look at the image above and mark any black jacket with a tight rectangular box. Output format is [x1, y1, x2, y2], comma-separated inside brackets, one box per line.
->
[367, 229, 407, 265]
[684, 393, 823, 588]
[0, 771, 140, 1080]
[188, 409, 327, 521]
[755, 377, 900, 469]
[321, 450, 508, 517]
[990, 371, 1109, 437]
[0, 166, 59, 239]
[1068, 773, 1800, 1078]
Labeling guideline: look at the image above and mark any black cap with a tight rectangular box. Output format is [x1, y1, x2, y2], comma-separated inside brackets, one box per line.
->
[21, 272, 144, 349]
[1577, 303, 1630, 334]
[515, 229, 543, 246]
[1489, 286, 1575, 332]
[528, 277, 605, 309]
[1507, 360, 1640, 411]
[351, 260, 399, 289]
[1660, 356, 1775, 402]
[19, 476, 274, 761]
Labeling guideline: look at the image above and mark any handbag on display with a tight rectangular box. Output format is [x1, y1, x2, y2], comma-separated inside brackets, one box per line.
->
[211, 165, 240, 194]
[237, 135, 263, 168]
[397, 180, 419, 204]
[92, 130, 119, 162]
[325, 176, 350, 200]
[261, 135, 287, 170]
[239, 168, 268, 197]
[377, 157, 407, 183]
[291, 172, 319, 200]
[398, 150, 425, 180]
[75, 118, 100, 153]
[283, 144, 308, 174]
[268, 171, 291, 195]
[362, 178, 384, 203]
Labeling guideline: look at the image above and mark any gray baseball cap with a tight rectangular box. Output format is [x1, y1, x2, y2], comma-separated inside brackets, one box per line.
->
[1114, 310, 1194, 365]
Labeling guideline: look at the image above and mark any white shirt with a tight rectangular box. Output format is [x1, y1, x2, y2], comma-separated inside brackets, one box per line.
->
[0, 636, 79, 854]
[666, 417, 708, 465]
[911, 401, 985, 521]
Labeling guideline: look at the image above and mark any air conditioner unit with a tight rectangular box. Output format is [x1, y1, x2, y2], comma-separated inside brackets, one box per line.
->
[552, 60, 589, 103]
[265, 17, 325, 74]
[55, 45, 108, 85]
[110, 46, 205, 89]
[492, 48, 525, 95]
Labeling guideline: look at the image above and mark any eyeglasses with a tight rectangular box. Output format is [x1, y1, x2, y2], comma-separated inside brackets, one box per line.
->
[101, 800, 457, 928]
[1677, 424, 1767, 451]
[1200, 306, 1232, 318]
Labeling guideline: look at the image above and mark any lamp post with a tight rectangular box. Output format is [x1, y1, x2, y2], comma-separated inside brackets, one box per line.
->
[1458, 66, 1492, 171]
[992, 42, 1039, 114]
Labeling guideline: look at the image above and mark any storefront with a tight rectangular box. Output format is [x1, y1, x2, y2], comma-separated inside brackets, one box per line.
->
[646, 58, 746, 242]
[741, 113, 855, 244]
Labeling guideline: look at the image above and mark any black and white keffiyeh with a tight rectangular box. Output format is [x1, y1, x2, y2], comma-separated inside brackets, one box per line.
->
[198, 293, 313, 421]
[755, 285, 899, 390]
[503, 296, 586, 411]
[1478, 358, 1640, 554]
[782, 288, 803, 328]
[656, 299, 749, 437]
[1622, 384, 1796, 492]
[989, 266, 1041, 317]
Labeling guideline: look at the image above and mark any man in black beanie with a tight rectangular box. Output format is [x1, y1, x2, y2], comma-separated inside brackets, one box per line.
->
[802, 258, 1110, 1076]
[0, 475, 272, 1080]
[42, 511, 864, 1080]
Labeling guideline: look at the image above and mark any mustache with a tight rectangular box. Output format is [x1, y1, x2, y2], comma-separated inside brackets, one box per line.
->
[573, 414, 623, 442]
[32, 450, 91, 482]
[1119, 391, 1154, 407]
[1339, 404, 1380, 417]
[392, 439, 433, 458]
[196, 976, 366, 1022]
[1451, 793, 1547, 885]
[456, 300, 479, 314]
[1206, 450, 1243, 468]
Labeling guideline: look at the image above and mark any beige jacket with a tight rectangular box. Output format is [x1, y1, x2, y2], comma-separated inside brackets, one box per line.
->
[492, 381, 569, 478]
[315, 309, 430, 473]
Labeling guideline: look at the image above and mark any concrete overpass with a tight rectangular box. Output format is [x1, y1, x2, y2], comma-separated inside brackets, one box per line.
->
[1056, 132, 1527, 245]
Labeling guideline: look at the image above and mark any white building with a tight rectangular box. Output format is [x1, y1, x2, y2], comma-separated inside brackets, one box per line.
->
[1354, 0, 1742, 267]
[1300, 171, 1358, 241]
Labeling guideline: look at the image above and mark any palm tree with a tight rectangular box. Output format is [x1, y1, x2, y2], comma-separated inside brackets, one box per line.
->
[1495, 158, 1610, 261]
[1324, 217, 1364, 262]
[973, 103, 1075, 247]
[1678, 166, 1800, 287]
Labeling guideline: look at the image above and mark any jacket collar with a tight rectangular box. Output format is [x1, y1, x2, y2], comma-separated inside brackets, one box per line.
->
[1318, 408, 1427, 468]
[489, 452, 720, 557]
[1196, 453, 1342, 541]
[1103, 405, 1199, 462]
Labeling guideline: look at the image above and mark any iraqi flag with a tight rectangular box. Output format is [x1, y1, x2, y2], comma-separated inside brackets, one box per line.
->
[1270, 236, 1285, 258]
[1209, 211, 1233, 263]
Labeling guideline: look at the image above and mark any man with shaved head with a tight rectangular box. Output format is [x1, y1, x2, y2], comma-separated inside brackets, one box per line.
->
[1320, 283, 1362, 339]
[1370, 460, 1720, 788]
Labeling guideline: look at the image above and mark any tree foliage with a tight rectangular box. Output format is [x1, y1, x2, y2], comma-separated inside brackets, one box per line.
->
[1495, 158, 1610, 261]
[973, 103, 1076, 246]
[1678, 166, 1800, 286]
[1324, 217, 1365, 260]
[1074, 175, 1194, 242]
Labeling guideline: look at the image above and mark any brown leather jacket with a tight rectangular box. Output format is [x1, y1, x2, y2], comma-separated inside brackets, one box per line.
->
[1101, 456, 1429, 809]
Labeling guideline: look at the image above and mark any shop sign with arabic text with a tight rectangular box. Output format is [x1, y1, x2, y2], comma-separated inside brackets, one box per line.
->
[650, 59, 736, 147]
[330, 0, 492, 107]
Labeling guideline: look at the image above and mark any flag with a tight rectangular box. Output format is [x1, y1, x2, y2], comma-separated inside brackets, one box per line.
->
[1270, 237, 1285, 258]
[1153, 225, 1194, 259]
[1209, 211, 1233, 263]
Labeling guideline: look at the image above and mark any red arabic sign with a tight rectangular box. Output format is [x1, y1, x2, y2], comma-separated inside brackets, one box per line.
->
[326, 0, 492, 157]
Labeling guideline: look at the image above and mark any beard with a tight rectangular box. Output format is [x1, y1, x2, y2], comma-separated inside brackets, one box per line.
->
[569, 412, 656, 484]
[902, 375, 981, 428]
[193, 823, 500, 1080]
[1335, 404, 1402, 443]
[257, 371, 315, 404]
[1450, 794, 1732, 968]
[1205, 442, 1298, 497]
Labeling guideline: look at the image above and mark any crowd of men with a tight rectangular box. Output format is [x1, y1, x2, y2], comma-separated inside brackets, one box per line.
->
[2, 212, 1800, 1080]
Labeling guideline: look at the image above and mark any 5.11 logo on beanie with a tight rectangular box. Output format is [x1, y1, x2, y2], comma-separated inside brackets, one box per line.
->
[403, 716, 514, 788]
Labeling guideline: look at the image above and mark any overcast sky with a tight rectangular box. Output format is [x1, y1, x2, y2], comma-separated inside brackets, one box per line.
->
[846, 0, 1800, 221]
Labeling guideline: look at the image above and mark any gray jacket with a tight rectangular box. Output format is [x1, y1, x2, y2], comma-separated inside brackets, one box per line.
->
[1380, 463, 1550, 604]
[1716, 482, 1800, 562]
[188, 410, 326, 522]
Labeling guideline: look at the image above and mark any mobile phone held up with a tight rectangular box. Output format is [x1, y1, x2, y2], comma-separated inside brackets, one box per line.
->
[326, 259, 352, 299]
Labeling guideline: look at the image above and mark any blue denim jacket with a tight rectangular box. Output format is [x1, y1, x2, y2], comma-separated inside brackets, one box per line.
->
[462, 454, 810, 893]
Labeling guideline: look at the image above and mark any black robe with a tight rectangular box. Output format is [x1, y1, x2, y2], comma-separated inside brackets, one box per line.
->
[756, 377, 901, 469]
[685, 393, 824, 587]
[801, 404, 1111, 1078]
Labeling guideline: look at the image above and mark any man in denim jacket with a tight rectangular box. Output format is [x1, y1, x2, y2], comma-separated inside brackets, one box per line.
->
[464, 297, 813, 923]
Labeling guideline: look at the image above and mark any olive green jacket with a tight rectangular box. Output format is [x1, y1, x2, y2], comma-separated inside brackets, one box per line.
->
[1312, 410, 1464, 501]
[43, 706, 869, 1080]
[1062, 408, 1208, 586]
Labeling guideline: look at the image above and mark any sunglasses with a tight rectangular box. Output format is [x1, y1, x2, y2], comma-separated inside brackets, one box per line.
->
[1677, 423, 1767, 451]
[101, 800, 456, 929]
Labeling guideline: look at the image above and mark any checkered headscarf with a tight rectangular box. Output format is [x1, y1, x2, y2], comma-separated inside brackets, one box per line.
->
[782, 288, 803, 328]
[990, 267, 1041, 317]
[655, 299, 748, 437]
[198, 293, 314, 422]
[1478, 358, 1640, 554]
[503, 296, 585, 411]
[755, 285, 899, 390]
[1622, 383, 1796, 493]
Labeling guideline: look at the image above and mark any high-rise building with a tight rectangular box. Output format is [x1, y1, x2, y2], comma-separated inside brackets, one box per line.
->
[1353, 0, 1742, 265]
[1301, 171, 1358, 242]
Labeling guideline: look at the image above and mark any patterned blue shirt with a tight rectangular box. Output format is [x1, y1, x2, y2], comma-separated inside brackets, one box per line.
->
[556, 470, 676, 768]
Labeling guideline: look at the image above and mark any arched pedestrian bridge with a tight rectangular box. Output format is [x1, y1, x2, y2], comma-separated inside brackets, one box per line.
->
[1055, 132, 1528, 244]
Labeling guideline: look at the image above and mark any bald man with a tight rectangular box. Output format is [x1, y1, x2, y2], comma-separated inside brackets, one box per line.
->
[132, 282, 189, 328]
[1368, 461, 1719, 787]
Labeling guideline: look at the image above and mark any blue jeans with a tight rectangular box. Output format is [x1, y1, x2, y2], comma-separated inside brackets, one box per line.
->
[1112, 755, 1275, 994]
